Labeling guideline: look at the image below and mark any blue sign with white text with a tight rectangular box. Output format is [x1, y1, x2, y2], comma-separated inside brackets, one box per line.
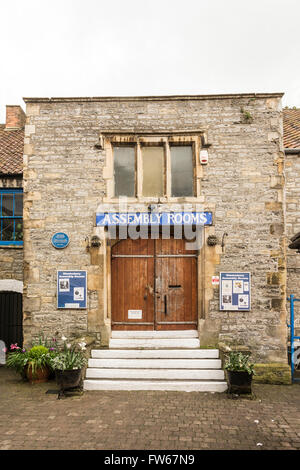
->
[220, 272, 251, 311]
[96, 212, 213, 226]
[52, 232, 69, 249]
[57, 270, 87, 309]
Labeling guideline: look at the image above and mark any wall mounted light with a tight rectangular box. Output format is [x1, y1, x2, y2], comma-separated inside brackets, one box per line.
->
[207, 235, 218, 246]
[85, 236, 101, 250]
[91, 235, 101, 248]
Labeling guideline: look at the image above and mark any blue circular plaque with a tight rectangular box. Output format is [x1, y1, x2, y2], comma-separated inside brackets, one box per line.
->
[51, 232, 69, 249]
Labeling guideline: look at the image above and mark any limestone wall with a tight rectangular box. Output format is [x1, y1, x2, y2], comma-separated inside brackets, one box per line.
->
[0, 176, 23, 285]
[285, 151, 300, 336]
[23, 95, 287, 362]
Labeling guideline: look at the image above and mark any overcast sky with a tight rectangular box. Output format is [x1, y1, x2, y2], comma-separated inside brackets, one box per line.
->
[1, 0, 299, 121]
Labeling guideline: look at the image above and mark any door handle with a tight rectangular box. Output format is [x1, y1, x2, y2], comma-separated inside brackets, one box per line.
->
[164, 295, 167, 315]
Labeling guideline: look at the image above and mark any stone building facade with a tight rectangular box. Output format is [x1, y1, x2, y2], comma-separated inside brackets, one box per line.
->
[0, 106, 24, 348]
[284, 108, 300, 336]
[0, 106, 24, 285]
[22, 93, 290, 379]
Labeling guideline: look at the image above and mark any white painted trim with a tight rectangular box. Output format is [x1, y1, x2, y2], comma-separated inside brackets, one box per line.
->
[0, 279, 23, 293]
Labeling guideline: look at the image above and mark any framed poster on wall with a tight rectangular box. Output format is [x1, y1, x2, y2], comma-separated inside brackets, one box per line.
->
[57, 270, 87, 309]
[219, 272, 251, 311]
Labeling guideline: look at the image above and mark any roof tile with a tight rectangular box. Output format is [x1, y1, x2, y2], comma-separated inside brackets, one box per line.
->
[283, 108, 300, 149]
[0, 126, 24, 175]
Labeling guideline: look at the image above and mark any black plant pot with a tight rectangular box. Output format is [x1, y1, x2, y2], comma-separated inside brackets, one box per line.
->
[227, 371, 253, 394]
[55, 368, 82, 398]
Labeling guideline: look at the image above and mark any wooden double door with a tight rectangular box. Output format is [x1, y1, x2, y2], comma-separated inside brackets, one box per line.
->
[111, 238, 197, 330]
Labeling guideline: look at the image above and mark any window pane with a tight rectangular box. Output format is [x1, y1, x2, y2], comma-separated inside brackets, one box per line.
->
[2, 194, 14, 216]
[142, 147, 164, 197]
[15, 193, 23, 216]
[171, 146, 194, 197]
[114, 146, 135, 197]
[15, 220, 23, 241]
[1, 219, 14, 241]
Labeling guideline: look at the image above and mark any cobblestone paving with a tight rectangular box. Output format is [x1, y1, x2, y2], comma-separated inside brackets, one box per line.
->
[0, 368, 299, 450]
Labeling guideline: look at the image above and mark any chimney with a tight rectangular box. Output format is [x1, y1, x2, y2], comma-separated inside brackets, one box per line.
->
[5, 105, 26, 129]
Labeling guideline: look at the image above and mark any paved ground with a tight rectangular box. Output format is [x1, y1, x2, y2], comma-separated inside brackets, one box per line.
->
[0, 367, 299, 450]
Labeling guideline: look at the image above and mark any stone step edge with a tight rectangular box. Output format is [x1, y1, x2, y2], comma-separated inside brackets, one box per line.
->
[111, 330, 199, 334]
[109, 345, 201, 351]
[88, 361, 222, 368]
[91, 348, 219, 352]
[91, 350, 219, 358]
[86, 367, 224, 370]
[84, 378, 226, 382]
[83, 380, 228, 392]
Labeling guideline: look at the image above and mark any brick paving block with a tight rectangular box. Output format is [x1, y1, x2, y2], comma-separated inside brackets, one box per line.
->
[0, 368, 299, 450]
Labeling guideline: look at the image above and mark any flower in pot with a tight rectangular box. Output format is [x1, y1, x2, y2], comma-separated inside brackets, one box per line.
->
[224, 351, 255, 394]
[25, 345, 51, 384]
[6, 344, 29, 379]
[31, 334, 60, 380]
[48, 337, 87, 398]
[6, 344, 51, 384]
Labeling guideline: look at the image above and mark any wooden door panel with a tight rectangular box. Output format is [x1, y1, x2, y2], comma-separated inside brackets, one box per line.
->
[111, 257, 154, 329]
[111, 237, 197, 331]
[112, 238, 154, 256]
[156, 237, 197, 255]
[155, 257, 197, 329]
[111, 238, 155, 330]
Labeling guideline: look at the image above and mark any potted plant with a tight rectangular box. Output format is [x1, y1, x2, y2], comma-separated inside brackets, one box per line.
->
[25, 345, 51, 383]
[48, 336, 87, 398]
[224, 351, 255, 394]
[6, 344, 29, 379]
[6, 344, 52, 384]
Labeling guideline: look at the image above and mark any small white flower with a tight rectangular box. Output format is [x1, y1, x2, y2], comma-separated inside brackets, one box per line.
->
[256, 443, 263, 446]
[254, 420, 259, 424]
[66, 343, 71, 349]
[61, 335, 67, 341]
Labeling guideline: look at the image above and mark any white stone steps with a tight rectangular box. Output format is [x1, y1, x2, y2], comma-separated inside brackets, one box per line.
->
[84, 331, 227, 393]
[91, 349, 219, 359]
[88, 358, 222, 369]
[109, 338, 200, 349]
[84, 379, 228, 392]
[111, 330, 198, 338]
[86, 368, 225, 380]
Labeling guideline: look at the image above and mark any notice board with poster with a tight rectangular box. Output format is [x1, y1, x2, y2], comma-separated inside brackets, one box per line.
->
[57, 270, 87, 309]
[219, 272, 251, 311]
